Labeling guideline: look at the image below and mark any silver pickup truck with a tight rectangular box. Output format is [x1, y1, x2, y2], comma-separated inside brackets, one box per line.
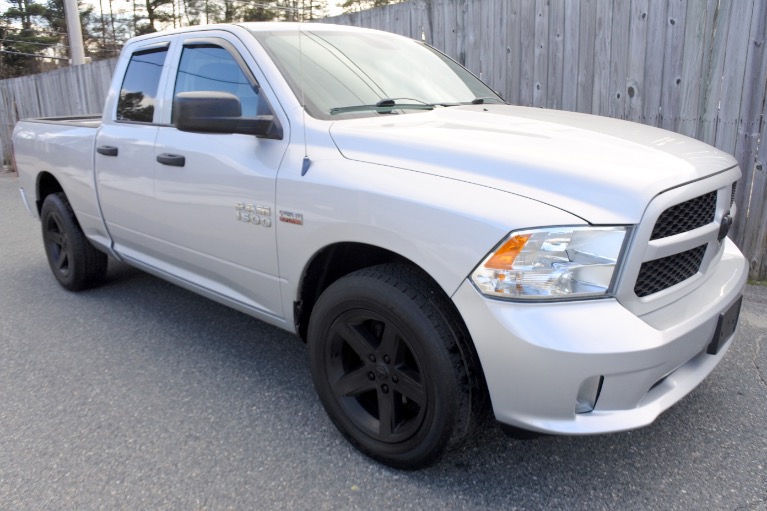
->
[13, 22, 747, 469]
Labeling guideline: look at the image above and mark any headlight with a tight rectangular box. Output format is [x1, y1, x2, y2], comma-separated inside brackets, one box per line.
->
[471, 226, 628, 300]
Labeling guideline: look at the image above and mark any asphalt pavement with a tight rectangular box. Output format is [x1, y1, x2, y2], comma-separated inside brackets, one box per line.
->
[1, 170, 766, 510]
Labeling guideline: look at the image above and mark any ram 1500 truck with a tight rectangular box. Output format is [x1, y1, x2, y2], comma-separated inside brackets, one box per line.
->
[13, 22, 747, 469]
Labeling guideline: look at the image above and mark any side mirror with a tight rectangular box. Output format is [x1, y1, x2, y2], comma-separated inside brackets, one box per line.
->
[173, 91, 282, 139]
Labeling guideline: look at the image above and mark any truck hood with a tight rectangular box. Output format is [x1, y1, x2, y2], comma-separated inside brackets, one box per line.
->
[328, 105, 737, 224]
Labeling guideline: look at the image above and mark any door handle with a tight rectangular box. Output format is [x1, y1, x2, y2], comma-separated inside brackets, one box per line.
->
[96, 145, 118, 157]
[157, 153, 186, 167]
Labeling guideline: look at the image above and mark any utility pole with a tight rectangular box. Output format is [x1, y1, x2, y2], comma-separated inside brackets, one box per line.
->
[63, 0, 86, 65]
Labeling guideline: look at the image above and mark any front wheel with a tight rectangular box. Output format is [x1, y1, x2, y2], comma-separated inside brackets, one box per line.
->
[40, 192, 108, 291]
[308, 264, 483, 469]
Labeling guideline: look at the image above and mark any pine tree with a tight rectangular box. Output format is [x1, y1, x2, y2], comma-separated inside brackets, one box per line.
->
[1, 0, 61, 77]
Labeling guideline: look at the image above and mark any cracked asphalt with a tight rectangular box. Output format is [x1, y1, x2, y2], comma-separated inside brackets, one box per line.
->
[1, 171, 766, 510]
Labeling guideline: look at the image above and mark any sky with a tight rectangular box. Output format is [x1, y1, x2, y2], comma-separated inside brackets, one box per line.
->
[0, 0, 346, 23]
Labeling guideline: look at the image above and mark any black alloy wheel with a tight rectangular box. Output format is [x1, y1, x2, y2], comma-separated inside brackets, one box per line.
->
[308, 264, 485, 469]
[324, 308, 429, 444]
[43, 207, 72, 279]
[40, 193, 108, 291]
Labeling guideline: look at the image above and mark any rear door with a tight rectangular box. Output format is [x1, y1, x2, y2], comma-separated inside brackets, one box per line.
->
[94, 41, 170, 260]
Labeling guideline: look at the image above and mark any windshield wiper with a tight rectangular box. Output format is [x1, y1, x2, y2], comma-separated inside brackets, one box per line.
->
[417, 97, 506, 107]
[330, 98, 435, 115]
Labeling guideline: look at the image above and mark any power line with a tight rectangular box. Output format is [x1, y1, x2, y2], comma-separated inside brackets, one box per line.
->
[0, 38, 65, 48]
[0, 26, 70, 36]
[0, 49, 69, 60]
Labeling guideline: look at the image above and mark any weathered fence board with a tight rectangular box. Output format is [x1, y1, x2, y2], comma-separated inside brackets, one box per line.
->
[533, 0, 549, 108]
[592, 0, 612, 116]
[660, 0, 685, 132]
[575, 0, 597, 113]
[504, 0, 523, 105]
[676, 0, 709, 138]
[626, 0, 648, 122]
[606, 0, 629, 119]
[561, 1, 580, 111]
[642, 0, 667, 126]
[546, 0, 565, 110]
[2, 0, 766, 280]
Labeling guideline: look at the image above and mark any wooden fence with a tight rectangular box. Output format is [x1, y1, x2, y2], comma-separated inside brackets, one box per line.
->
[1, 0, 765, 280]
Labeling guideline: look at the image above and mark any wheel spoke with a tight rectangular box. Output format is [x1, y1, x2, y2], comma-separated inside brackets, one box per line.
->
[394, 370, 426, 406]
[55, 248, 68, 271]
[378, 322, 399, 358]
[334, 367, 375, 398]
[45, 230, 64, 246]
[377, 389, 396, 437]
[337, 321, 375, 359]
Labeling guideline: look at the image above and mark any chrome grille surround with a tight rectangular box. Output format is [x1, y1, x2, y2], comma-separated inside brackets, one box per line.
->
[614, 166, 741, 317]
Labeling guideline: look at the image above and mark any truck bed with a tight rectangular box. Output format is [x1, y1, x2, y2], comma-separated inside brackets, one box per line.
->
[20, 114, 102, 128]
[14, 117, 105, 247]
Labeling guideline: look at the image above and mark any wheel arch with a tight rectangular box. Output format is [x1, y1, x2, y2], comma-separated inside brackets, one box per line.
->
[294, 242, 491, 417]
[35, 171, 64, 215]
[294, 242, 406, 342]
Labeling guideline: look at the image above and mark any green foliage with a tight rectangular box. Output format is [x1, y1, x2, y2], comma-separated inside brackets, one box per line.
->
[1, 0, 59, 77]
[1, 0, 337, 77]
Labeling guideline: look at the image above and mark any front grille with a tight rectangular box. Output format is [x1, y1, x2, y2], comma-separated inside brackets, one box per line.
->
[731, 182, 737, 206]
[634, 244, 707, 297]
[650, 191, 716, 240]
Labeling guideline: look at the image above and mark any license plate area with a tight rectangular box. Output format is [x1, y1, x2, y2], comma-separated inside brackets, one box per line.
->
[707, 296, 743, 355]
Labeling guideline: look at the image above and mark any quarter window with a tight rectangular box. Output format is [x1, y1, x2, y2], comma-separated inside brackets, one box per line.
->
[116, 47, 168, 123]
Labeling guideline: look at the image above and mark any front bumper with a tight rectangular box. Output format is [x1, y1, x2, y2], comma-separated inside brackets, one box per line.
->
[453, 238, 747, 434]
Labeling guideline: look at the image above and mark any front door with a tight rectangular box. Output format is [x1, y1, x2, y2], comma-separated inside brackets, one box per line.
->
[152, 35, 289, 318]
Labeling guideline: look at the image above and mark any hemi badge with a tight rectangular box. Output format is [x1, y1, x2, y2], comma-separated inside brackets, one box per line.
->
[279, 211, 304, 225]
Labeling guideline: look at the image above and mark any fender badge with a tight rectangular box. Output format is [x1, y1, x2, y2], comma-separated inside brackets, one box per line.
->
[279, 211, 304, 225]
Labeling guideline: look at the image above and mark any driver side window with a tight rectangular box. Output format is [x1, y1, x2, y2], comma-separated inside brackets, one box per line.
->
[173, 44, 266, 120]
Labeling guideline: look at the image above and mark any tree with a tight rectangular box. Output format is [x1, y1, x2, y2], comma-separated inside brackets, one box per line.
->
[1, 0, 60, 77]
[341, 0, 400, 14]
[44, 0, 99, 59]
[136, 0, 174, 34]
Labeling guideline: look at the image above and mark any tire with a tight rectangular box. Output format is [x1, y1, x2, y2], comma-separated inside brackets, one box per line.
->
[308, 263, 485, 469]
[40, 192, 108, 291]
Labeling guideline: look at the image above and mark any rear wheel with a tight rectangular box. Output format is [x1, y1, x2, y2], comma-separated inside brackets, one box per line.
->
[308, 264, 484, 469]
[41, 192, 107, 291]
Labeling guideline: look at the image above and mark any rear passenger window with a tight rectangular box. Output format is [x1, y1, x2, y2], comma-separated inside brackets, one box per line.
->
[117, 47, 168, 123]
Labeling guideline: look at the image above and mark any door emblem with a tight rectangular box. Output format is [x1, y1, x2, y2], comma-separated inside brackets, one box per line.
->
[235, 203, 271, 227]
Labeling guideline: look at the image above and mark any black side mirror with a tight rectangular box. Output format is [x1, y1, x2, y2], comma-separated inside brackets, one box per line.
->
[173, 91, 282, 139]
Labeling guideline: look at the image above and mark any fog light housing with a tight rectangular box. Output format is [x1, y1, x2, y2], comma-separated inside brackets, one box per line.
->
[575, 375, 604, 414]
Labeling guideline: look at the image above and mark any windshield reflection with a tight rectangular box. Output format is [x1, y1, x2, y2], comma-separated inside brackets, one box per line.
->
[251, 28, 503, 120]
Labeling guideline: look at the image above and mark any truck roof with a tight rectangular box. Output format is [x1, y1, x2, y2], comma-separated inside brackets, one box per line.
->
[124, 21, 384, 46]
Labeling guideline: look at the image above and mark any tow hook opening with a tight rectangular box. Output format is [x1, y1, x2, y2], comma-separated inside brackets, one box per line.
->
[575, 375, 604, 414]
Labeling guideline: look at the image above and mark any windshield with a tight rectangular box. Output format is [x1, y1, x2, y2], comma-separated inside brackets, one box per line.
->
[250, 28, 504, 119]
